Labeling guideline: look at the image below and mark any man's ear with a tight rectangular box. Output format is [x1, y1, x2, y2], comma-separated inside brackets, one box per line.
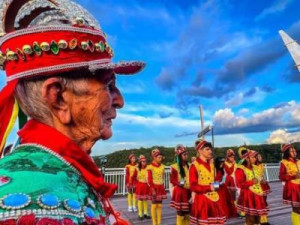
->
[41, 77, 71, 124]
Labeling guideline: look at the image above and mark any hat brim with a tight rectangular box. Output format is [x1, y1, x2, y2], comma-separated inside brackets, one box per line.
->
[90, 61, 146, 75]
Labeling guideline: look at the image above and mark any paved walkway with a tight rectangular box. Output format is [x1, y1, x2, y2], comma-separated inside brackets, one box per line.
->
[111, 182, 291, 225]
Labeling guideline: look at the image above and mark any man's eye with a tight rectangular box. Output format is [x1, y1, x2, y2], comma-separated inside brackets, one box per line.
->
[107, 80, 116, 92]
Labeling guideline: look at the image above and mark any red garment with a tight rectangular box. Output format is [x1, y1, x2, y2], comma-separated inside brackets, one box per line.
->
[235, 167, 268, 216]
[189, 159, 212, 194]
[18, 119, 117, 198]
[135, 166, 150, 200]
[215, 170, 237, 219]
[170, 166, 190, 212]
[125, 163, 137, 192]
[136, 182, 150, 200]
[224, 162, 236, 191]
[147, 163, 167, 201]
[189, 158, 226, 225]
[279, 161, 300, 207]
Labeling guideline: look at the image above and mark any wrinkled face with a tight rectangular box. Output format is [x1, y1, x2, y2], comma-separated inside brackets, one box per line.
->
[290, 147, 297, 159]
[199, 146, 213, 160]
[70, 71, 124, 143]
[154, 155, 163, 164]
[180, 152, 189, 162]
[130, 156, 136, 164]
[227, 155, 235, 163]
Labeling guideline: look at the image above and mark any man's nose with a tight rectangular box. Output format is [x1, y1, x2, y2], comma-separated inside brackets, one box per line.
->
[112, 87, 124, 109]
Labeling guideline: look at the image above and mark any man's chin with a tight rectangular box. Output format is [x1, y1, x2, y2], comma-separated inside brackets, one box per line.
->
[101, 129, 112, 140]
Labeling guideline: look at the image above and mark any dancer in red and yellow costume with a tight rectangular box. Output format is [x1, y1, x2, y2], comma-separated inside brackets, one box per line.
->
[170, 144, 191, 225]
[135, 155, 151, 220]
[279, 143, 300, 225]
[254, 153, 271, 225]
[224, 149, 237, 204]
[190, 139, 226, 225]
[255, 153, 271, 197]
[147, 148, 167, 225]
[215, 157, 237, 219]
[236, 149, 269, 225]
[125, 154, 138, 212]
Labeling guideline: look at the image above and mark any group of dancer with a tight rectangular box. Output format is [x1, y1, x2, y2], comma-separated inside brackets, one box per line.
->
[124, 138, 300, 225]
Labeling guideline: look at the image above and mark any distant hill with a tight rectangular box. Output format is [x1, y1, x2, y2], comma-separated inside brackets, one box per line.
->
[92, 142, 300, 168]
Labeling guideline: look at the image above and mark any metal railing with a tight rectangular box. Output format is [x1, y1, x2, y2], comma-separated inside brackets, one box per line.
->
[103, 164, 280, 196]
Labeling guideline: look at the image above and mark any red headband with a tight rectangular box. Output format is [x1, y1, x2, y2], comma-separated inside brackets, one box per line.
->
[226, 149, 235, 157]
[196, 140, 207, 151]
[175, 144, 187, 156]
[241, 150, 257, 159]
[152, 149, 162, 158]
[282, 144, 292, 152]
[128, 154, 135, 160]
[139, 155, 146, 161]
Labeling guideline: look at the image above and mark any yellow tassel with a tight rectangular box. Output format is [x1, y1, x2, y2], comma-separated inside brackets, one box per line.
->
[260, 215, 268, 223]
[0, 99, 18, 152]
[143, 200, 148, 216]
[151, 204, 157, 225]
[157, 204, 162, 225]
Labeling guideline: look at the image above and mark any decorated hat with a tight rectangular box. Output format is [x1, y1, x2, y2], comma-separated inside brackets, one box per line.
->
[281, 143, 293, 152]
[139, 155, 146, 161]
[152, 148, 162, 158]
[175, 144, 187, 156]
[0, 0, 146, 153]
[226, 149, 235, 158]
[128, 153, 135, 160]
[238, 146, 248, 158]
[195, 139, 211, 151]
[241, 150, 258, 160]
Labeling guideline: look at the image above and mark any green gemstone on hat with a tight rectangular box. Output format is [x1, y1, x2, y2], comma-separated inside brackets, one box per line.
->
[33, 42, 42, 56]
[99, 41, 105, 52]
[50, 41, 59, 55]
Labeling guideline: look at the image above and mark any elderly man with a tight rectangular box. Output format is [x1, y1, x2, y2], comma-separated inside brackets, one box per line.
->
[0, 0, 145, 224]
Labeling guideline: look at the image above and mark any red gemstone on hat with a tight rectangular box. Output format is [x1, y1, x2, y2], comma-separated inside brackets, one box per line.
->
[0, 176, 11, 186]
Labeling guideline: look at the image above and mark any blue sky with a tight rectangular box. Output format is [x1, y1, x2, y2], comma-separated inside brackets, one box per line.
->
[2, 0, 300, 155]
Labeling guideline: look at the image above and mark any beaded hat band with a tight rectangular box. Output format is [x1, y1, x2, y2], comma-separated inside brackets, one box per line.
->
[0, 25, 145, 81]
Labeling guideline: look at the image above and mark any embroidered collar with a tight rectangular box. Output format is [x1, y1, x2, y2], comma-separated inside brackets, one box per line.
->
[18, 119, 117, 198]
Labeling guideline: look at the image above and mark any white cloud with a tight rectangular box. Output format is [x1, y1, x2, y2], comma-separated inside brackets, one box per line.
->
[213, 100, 300, 134]
[238, 108, 249, 115]
[256, 0, 294, 21]
[266, 129, 300, 144]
